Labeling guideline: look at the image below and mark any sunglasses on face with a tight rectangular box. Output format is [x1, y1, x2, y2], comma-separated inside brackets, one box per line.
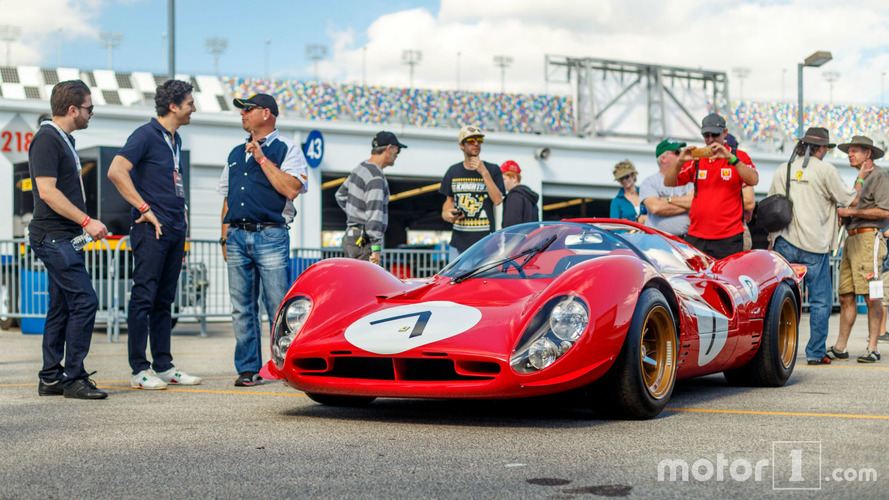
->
[79, 105, 94, 114]
[241, 105, 263, 113]
[463, 137, 484, 144]
[702, 132, 721, 139]
[619, 174, 633, 181]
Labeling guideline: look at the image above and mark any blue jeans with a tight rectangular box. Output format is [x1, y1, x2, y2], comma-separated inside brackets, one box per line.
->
[30, 235, 99, 386]
[227, 226, 291, 374]
[127, 223, 185, 374]
[773, 237, 832, 360]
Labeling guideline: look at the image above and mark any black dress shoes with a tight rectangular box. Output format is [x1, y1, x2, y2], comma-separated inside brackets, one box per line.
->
[38, 379, 64, 396]
[63, 378, 108, 399]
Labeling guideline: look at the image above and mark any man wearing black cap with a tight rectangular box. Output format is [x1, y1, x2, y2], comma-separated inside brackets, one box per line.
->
[768, 127, 857, 365]
[217, 93, 309, 386]
[335, 131, 406, 264]
[108, 79, 202, 390]
[831, 135, 889, 363]
[665, 113, 758, 259]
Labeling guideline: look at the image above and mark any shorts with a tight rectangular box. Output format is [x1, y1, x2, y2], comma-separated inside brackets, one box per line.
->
[838, 231, 887, 296]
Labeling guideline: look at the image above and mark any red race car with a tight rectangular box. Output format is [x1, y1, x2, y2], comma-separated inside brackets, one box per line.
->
[262, 219, 804, 419]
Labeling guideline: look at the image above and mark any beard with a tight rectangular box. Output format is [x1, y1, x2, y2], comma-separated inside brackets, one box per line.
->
[74, 114, 90, 130]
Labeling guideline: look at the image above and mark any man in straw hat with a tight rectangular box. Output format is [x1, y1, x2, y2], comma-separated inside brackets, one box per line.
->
[768, 127, 858, 365]
[830, 135, 889, 363]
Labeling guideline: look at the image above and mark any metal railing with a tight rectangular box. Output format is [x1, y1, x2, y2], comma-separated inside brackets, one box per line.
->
[1, 239, 452, 341]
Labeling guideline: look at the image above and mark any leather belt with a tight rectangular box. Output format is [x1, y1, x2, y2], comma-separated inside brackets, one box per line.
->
[847, 227, 879, 236]
[233, 222, 285, 232]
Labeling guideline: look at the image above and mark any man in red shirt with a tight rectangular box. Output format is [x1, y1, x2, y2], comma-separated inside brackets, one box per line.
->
[664, 113, 759, 259]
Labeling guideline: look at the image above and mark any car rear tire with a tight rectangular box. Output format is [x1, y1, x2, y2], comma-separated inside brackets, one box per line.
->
[305, 393, 377, 407]
[592, 287, 678, 419]
[724, 281, 798, 387]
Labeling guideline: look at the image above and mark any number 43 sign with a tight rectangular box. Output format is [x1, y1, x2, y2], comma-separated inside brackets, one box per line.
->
[302, 129, 324, 168]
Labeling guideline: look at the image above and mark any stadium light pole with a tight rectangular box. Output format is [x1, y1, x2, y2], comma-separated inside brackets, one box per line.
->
[493, 55, 513, 93]
[265, 38, 271, 80]
[1, 25, 22, 67]
[306, 44, 328, 82]
[823, 71, 840, 105]
[456, 51, 461, 90]
[402, 49, 422, 89]
[732, 66, 750, 102]
[99, 31, 123, 71]
[797, 50, 832, 139]
[205, 37, 228, 77]
[881, 71, 885, 108]
[57, 27, 63, 67]
[362, 46, 367, 86]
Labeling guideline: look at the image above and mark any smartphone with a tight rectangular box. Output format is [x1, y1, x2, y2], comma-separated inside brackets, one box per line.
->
[453, 208, 465, 218]
[691, 147, 713, 158]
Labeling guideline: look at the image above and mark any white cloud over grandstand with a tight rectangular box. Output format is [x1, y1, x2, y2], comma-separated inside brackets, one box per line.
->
[326, 0, 889, 105]
[0, 0, 100, 65]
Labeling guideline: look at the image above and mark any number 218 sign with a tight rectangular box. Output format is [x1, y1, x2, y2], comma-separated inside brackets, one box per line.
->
[303, 129, 324, 168]
[1, 114, 36, 164]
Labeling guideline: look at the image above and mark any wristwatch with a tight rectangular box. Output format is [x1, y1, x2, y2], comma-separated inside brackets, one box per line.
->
[666, 196, 672, 204]
[218, 238, 226, 246]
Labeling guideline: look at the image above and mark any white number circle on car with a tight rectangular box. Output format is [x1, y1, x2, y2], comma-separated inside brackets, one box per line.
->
[344, 301, 482, 355]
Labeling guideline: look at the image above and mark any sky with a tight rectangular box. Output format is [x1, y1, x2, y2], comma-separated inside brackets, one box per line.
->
[2, 0, 889, 105]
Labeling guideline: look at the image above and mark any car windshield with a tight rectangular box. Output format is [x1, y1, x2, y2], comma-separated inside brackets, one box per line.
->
[438, 222, 638, 281]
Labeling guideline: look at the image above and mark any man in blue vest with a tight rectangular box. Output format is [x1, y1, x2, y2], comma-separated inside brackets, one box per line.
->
[217, 94, 309, 386]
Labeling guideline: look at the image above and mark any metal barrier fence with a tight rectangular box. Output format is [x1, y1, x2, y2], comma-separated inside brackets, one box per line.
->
[0, 239, 451, 342]
[0, 239, 853, 341]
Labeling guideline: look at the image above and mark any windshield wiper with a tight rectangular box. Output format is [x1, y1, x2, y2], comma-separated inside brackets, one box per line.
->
[451, 235, 557, 284]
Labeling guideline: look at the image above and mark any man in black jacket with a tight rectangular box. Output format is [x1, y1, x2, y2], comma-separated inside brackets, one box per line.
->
[500, 160, 539, 228]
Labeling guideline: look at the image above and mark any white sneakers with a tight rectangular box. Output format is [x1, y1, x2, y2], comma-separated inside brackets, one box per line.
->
[131, 367, 202, 390]
[156, 367, 202, 385]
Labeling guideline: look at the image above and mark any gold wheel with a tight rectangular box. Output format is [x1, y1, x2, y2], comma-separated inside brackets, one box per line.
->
[777, 297, 798, 369]
[639, 305, 677, 400]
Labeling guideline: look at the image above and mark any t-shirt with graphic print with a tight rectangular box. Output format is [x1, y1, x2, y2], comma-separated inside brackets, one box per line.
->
[439, 161, 506, 252]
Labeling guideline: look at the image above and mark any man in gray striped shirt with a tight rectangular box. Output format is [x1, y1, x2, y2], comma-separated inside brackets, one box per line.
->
[335, 131, 407, 264]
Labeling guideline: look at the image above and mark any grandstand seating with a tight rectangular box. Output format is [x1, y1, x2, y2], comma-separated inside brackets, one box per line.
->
[3, 64, 886, 145]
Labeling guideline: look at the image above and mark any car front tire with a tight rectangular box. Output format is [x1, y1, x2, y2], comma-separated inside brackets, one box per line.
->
[592, 287, 678, 419]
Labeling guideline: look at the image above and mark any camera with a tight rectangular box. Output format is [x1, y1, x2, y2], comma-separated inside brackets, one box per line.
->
[691, 147, 713, 158]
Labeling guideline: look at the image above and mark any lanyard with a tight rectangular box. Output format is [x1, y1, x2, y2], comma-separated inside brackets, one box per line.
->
[163, 132, 181, 173]
[41, 121, 87, 203]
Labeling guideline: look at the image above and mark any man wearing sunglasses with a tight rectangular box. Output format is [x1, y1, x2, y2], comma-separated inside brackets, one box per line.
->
[218, 93, 309, 387]
[28, 80, 109, 399]
[664, 113, 759, 259]
[439, 125, 505, 259]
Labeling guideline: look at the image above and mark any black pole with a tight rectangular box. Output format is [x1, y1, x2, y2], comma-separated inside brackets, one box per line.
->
[168, 0, 175, 79]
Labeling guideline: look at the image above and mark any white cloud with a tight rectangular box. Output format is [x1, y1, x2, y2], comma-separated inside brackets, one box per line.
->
[0, 0, 101, 66]
[325, 0, 889, 105]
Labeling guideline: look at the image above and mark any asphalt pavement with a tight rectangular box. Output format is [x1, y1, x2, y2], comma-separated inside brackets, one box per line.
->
[1, 313, 887, 499]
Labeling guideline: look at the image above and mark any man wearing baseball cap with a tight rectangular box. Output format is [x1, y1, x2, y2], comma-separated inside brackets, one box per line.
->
[831, 135, 889, 363]
[217, 93, 310, 386]
[439, 125, 505, 259]
[500, 160, 539, 228]
[639, 138, 693, 238]
[336, 131, 407, 264]
[665, 113, 759, 259]
[768, 127, 857, 365]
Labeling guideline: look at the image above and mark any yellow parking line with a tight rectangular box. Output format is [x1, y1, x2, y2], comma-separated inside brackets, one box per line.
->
[666, 408, 889, 420]
[97, 385, 307, 397]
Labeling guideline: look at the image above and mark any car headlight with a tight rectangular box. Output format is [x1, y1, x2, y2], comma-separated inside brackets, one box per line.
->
[272, 296, 312, 368]
[511, 296, 589, 373]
